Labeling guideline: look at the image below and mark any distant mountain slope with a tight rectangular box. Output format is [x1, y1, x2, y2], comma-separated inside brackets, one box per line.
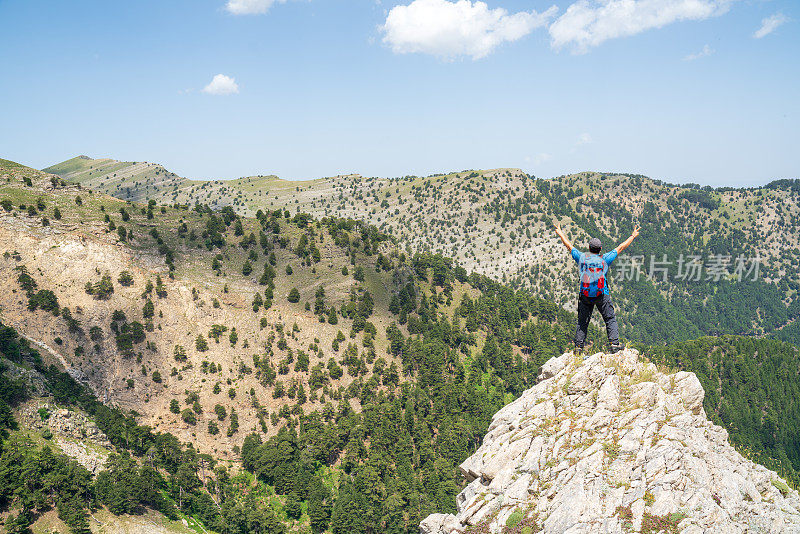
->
[46, 156, 800, 346]
[4, 156, 587, 533]
[0, 317, 221, 532]
[4, 158, 416, 456]
[43, 155, 191, 202]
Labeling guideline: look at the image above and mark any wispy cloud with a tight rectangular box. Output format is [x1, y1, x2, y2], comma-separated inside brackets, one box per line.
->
[565, 132, 593, 154]
[753, 13, 787, 39]
[203, 74, 240, 95]
[684, 44, 714, 61]
[527, 153, 552, 165]
[549, 0, 736, 54]
[381, 0, 557, 60]
[226, 0, 286, 15]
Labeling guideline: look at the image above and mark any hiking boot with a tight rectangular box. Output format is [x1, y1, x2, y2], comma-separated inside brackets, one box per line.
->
[609, 343, 622, 354]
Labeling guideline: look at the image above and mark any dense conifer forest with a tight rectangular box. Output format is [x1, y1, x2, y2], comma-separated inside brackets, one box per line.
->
[643, 336, 800, 487]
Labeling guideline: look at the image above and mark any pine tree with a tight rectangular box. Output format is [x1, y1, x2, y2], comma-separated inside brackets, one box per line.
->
[307, 477, 332, 533]
[285, 491, 302, 519]
[142, 299, 154, 318]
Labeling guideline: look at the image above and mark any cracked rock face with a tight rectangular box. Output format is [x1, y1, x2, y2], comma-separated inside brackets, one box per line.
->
[420, 349, 800, 534]
[18, 400, 112, 474]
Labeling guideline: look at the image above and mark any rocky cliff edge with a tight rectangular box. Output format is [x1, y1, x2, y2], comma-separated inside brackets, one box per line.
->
[421, 348, 800, 533]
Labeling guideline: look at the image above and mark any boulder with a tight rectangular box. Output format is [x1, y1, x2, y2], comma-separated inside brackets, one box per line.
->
[420, 348, 800, 533]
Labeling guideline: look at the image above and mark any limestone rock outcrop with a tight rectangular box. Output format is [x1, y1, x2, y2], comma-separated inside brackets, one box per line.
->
[421, 349, 800, 533]
[18, 400, 112, 473]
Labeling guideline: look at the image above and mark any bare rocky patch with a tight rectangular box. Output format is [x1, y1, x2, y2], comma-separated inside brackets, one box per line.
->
[422, 348, 800, 533]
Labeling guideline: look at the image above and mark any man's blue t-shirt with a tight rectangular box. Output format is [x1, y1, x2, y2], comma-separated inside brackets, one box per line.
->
[571, 247, 618, 295]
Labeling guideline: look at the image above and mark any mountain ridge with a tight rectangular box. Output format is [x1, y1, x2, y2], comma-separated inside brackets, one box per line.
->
[43, 155, 800, 347]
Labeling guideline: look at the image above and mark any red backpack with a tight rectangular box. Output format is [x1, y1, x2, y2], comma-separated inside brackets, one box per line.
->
[579, 252, 607, 298]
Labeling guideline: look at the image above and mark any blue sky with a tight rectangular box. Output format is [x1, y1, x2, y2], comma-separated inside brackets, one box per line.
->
[0, 0, 797, 186]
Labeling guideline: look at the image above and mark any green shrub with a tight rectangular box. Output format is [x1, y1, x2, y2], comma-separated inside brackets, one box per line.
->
[181, 408, 197, 425]
[288, 288, 300, 303]
[117, 271, 134, 286]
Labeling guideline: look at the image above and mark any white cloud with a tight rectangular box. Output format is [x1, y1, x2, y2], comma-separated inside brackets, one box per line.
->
[528, 153, 552, 165]
[381, 0, 558, 60]
[577, 132, 592, 145]
[549, 0, 735, 54]
[683, 43, 713, 60]
[226, 0, 286, 15]
[753, 13, 787, 39]
[203, 74, 240, 95]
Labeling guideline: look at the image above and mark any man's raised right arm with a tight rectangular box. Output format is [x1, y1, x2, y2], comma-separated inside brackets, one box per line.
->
[615, 225, 641, 255]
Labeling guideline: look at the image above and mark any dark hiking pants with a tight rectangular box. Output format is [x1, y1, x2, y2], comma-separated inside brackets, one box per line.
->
[574, 294, 619, 348]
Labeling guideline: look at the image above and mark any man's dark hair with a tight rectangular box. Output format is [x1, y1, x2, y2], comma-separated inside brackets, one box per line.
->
[588, 237, 602, 254]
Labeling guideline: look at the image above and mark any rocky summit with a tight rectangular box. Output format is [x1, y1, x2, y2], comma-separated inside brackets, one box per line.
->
[421, 349, 800, 534]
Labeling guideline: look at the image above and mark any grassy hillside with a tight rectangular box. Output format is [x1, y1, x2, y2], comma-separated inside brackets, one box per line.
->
[43, 156, 191, 203]
[4, 157, 429, 457]
[1, 157, 588, 533]
[45, 157, 800, 346]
